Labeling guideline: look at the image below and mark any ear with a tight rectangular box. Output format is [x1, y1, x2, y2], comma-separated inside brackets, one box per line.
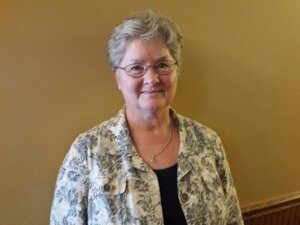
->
[174, 66, 180, 77]
[112, 68, 121, 89]
[112, 68, 119, 79]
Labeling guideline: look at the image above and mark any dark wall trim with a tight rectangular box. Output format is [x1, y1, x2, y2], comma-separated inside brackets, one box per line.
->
[242, 191, 300, 224]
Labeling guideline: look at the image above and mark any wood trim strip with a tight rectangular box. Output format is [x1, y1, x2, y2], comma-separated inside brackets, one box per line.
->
[241, 191, 300, 221]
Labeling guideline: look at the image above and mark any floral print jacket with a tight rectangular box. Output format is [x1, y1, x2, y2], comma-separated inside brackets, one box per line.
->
[50, 108, 244, 225]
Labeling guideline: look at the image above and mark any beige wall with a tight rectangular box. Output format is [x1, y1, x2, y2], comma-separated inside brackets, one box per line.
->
[1, 1, 299, 224]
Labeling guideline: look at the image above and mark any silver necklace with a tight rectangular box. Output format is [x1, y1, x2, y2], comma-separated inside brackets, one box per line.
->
[131, 120, 173, 164]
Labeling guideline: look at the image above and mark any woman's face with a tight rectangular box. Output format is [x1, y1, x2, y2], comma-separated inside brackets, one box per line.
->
[115, 38, 178, 115]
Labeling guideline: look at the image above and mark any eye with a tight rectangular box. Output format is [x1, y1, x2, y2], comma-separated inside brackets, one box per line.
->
[156, 62, 170, 69]
[126, 64, 145, 72]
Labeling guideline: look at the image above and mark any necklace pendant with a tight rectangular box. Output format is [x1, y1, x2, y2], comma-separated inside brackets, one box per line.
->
[151, 157, 157, 163]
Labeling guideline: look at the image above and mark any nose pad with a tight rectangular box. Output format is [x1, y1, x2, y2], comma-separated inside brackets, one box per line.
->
[143, 67, 160, 85]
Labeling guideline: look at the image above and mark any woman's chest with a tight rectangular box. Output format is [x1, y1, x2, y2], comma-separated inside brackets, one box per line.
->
[87, 162, 227, 225]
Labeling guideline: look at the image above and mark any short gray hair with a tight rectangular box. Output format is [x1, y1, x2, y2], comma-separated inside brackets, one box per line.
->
[107, 10, 183, 69]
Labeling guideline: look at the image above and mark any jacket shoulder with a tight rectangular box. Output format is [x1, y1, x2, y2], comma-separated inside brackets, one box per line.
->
[70, 109, 125, 155]
[176, 114, 220, 141]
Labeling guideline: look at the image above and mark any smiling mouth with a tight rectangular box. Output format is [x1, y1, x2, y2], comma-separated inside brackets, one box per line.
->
[141, 88, 163, 93]
[141, 90, 163, 94]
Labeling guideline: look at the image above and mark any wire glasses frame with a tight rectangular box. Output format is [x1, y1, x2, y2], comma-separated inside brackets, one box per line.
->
[115, 60, 177, 78]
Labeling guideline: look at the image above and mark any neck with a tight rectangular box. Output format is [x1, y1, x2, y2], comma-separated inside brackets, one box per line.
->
[125, 106, 171, 132]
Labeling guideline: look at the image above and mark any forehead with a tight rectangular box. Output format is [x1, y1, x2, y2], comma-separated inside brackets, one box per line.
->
[121, 38, 173, 64]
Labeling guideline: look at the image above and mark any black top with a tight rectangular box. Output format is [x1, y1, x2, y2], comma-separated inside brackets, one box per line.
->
[154, 164, 187, 225]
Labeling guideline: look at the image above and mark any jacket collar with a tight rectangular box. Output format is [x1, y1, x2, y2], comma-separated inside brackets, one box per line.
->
[174, 110, 193, 180]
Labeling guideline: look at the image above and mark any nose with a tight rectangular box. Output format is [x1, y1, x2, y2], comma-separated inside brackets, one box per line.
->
[143, 66, 160, 85]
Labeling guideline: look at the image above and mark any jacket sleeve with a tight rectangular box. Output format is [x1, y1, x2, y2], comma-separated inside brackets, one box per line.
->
[50, 136, 89, 225]
[215, 135, 244, 225]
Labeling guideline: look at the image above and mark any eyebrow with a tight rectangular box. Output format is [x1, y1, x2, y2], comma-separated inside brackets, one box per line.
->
[128, 56, 172, 64]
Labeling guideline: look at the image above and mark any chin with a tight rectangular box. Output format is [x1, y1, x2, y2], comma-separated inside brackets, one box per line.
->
[139, 101, 169, 112]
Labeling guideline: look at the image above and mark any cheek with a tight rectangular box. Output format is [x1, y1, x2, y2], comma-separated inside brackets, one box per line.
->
[119, 77, 142, 94]
[166, 76, 178, 92]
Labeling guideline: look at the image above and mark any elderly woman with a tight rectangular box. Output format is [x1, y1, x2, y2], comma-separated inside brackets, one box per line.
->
[50, 10, 244, 225]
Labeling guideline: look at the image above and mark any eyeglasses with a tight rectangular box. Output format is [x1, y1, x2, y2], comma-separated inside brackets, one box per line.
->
[115, 60, 177, 78]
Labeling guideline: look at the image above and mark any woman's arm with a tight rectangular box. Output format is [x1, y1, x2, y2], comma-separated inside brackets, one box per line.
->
[215, 136, 244, 225]
[50, 137, 89, 225]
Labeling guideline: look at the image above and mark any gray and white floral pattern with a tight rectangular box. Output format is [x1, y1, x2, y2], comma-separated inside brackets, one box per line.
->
[50, 108, 244, 225]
